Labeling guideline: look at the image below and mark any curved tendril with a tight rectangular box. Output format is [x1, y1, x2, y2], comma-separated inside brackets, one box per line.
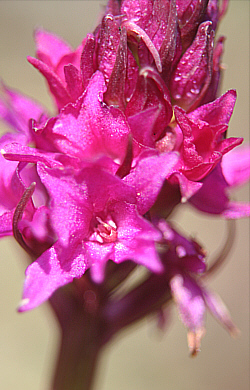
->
[203, 219, 236, 279]
[123, 20, 162, 73]
[12, 182, 36, 256]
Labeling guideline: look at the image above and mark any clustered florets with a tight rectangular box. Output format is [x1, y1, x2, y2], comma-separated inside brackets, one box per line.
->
[0, 0, 249, 355]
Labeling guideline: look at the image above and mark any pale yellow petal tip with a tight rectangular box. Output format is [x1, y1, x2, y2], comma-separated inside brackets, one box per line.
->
[0, 148, 6, 155]
[187, 327, 206, 357]
[17, 298, 30, 311]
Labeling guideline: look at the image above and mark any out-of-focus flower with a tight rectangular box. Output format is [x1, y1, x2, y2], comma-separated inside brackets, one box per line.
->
[156, 219, 239, 356]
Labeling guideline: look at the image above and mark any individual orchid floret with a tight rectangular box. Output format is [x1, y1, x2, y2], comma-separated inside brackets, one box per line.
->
[30, 71, 130, 163]
[18, 161, 171, 311]
[156, 219, 238, 355]
[6, 140, 178, 311]
[30, 18, 132, 112]
[0, 144, 56, 251]
[17, 204, 55, 256]
[170, 274, 239, 356]
[0, 148, 54, 254]
[174, 90, 243, 181]
[0, 86, 49, 237]
[28, 28, 86, 109]
[95, 16, 138, 107]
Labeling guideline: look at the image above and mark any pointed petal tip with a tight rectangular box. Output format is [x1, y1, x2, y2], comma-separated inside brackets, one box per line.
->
[187, 327, 206, 357]
[227, 89, 237, 98]
[228, 323, 241, 339]
[26, 55, 34, 63]
[17, 298, 31, 313]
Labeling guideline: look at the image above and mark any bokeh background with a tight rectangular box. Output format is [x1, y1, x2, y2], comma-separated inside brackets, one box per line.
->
[0, 1, 249, 389]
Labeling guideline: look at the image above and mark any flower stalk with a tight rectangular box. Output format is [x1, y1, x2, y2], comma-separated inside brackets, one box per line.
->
[52, 316, 101, 390]
[49, 282, 105, 390]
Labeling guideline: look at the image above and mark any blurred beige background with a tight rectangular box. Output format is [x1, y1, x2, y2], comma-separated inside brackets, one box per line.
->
[0, 1, 249, 389]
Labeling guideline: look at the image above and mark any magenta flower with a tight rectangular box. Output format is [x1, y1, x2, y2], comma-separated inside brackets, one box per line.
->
[174, 90, 242, 181]
[0, 0, 249, 389]
[18, 153, 177, 311]
[27, 29, 85, 109]
[156, 219, 238, 356]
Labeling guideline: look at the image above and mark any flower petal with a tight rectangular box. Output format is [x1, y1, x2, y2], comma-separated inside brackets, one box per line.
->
[124, 151, 179, 215]
[35, 28, 72, 68]
[0, 210, 14, 237]
[37, 164, 92, 247]
[203, 288, 239, 337]
[170, 274, 206, 332]
[221, 145, 250, 188]
[18, 241, 88, 312]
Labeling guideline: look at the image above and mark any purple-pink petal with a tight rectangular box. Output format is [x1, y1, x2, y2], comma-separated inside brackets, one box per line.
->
[35, 28, 73, 68]
[0, 84, 47, 135]
[0, 210, 14, 237]
[27, 56, 71, 109]
[189, 162, 250, 218]
[2, 143, 63, 169]
[188, 89, 237, 126]
[42, 71, 130, 161]
[221, 201, 250, 219]
[170, 274, 206, 332]
[37, 163, 92, 247]
[124, 151, 179, 215]
[18, 241, 88, 312]
[221, 145, 250, 188]
[203, 288, 239, 336]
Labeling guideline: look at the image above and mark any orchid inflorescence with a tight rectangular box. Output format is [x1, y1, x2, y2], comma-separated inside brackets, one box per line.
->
[0, 0, 249, 360]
